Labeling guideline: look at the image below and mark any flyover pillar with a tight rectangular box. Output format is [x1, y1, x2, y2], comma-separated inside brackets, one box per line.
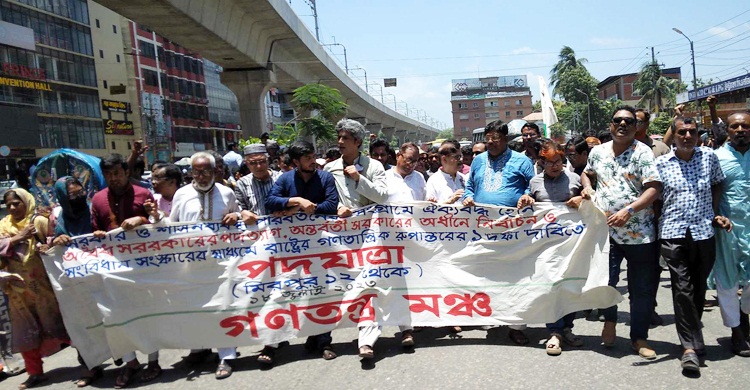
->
[365, 123, 382, 139]
[381, 127, 395, 142]
[221, 68, 277, 139]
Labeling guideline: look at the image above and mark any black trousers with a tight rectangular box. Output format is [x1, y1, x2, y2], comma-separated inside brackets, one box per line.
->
[660, 230, 715, 351]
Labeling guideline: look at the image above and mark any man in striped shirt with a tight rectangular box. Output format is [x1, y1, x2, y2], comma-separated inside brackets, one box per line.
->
[234, 144, 281, 226]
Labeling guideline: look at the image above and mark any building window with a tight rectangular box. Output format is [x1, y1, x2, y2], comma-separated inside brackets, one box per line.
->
[504, 101, 510, 107]
[474, 113, 481, 119]
[461, 127, 469, 132]
[457, 103, 468, 109]
[505, 111, 511, 117]
[99, 50, 104, 58]
[95, 19, 100, 28]
[113, 25, 117, 34]
[139, 40, 156, 59]
[459, 114, 469, 120]
[111, 141, 116, 150]
[516, 99, 523, 105]
[486, 112, 499, 119]
[516, 110, 524, 116]
[142, 69, 159, 87]
[116, 54, 120, 63]
[103, 80, 108, 89]
[472, 102, 479, 108]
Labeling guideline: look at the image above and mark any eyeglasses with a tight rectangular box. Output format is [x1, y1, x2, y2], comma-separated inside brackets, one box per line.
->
[402, 158, 419, 165]
[612, 117, 636, 126]
[521, 133, 538, 139]
[543, 159, 564, 167]
[245, 159, 267, 166]
[192, 169, 213, 177]
[484, 136, 501, 142]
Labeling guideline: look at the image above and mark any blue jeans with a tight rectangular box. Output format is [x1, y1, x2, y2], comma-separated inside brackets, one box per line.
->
[546, 312, 576, 334]
[602, 240, 659, 342]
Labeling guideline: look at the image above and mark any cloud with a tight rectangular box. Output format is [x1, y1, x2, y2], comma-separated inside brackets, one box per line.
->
[708, 26, 736, 39]
[512, 47, 536, 55]
[589, 37, 630, 47]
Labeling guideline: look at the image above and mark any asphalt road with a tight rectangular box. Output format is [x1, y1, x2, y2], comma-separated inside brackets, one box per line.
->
[1, 270, 749, 390]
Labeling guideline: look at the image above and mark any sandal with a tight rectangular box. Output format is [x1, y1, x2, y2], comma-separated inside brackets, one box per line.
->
[401, 330, 415, 347]
[139, 362, 162, 383]
[76, 367, 103, 388]
[546, 334, 562, 356]
[19, 374, 48, 390]
[508, 329, 529, 345]
[215, 360, 232, 380]
[561, 328, 584, 347]
[114, 364, 141, 389]
[322, 346, 337, 360]
[358, 345, 374, 359]
[257, 346, 276, 365]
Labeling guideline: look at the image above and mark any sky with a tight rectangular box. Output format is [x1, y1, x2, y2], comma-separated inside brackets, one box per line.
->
[286, 0, 750, 130]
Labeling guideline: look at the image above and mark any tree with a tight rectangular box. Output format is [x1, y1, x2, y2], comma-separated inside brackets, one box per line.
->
[289, 83, 348, 143]
[633, 61, 682, 112]
[549, 46, 588, 92]
[437, 128, 454, 139]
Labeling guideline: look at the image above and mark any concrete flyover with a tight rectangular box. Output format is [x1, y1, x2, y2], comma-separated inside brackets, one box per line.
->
[95, 0, 440, 142]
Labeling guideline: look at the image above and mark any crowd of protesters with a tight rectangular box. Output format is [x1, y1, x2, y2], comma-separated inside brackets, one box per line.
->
[1, 95, 749, 388]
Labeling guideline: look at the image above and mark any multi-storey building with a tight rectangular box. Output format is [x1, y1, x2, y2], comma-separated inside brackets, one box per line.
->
[597, 67, 682, 104]
[202, 58, 241, 155]
[450, 76, 533, 140]
[0, 0, 102, 176]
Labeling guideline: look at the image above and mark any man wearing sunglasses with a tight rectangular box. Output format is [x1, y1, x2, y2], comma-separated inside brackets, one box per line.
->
[581, 106, 663, 360]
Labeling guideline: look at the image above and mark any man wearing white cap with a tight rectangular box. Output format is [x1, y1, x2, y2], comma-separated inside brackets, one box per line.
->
[234, 144, 281, 226]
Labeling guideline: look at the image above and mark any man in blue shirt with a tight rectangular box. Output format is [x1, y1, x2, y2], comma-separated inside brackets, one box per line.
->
[462, 120, 534, 345]
[655, 116, 732, 372]
[264, 140, 339, 360]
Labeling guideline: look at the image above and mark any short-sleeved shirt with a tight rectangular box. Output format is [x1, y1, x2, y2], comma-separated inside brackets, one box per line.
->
[529, 170, 581, 202]
[656, 147, 725, 240]
[585, 140, 661, 244]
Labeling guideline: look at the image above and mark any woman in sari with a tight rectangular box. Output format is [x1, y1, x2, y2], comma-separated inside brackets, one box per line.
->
[0, 188, 69, 389]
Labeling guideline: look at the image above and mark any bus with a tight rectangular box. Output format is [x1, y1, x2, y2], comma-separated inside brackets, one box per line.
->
[472, 127, 485, 144]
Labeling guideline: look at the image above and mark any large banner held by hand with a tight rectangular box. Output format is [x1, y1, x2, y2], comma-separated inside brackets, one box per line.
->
[43, 201, 620, 367]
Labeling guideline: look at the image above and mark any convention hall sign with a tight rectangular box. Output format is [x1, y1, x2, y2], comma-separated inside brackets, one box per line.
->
[0, 76, 52, 91]
[43, 201, 621, 367]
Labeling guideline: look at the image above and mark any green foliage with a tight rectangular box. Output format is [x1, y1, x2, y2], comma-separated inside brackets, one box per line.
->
[549, 46, 588, 92]
[290, 84, 348, 142]
[633, 61, 683, 112]
[437, 128, 454, 139]
[648, 113, 672, 135]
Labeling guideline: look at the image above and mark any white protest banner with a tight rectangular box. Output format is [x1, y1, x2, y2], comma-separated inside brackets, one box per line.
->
[42, 201, 620, 367]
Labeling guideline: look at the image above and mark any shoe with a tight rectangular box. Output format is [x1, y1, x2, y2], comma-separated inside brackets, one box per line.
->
[740, 311, 750, 339]
[632, 339, 657, 360]
[650, 311, 664, 328]
[508, 329, 529, 345]
[450, 326, 462, 333]
[731, 327, 750, 357]
[358, 345, 374, 359]
[257, 346, 276, 366]
[546, 334, 562, 356]
[18, 374, 48, 389]
[561, 328, 583, 347]
[681, 351, 700, 372]
[322, 346, 337, 360]
[601, 321, 616, 347]
[401, 330, 415, 347]
[114, 363, 141, 389]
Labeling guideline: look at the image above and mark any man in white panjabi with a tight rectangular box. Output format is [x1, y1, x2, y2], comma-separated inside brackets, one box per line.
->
[160, 151, 241, 380]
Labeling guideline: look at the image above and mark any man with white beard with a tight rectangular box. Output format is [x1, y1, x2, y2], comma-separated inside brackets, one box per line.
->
[160, 151, 241, 379]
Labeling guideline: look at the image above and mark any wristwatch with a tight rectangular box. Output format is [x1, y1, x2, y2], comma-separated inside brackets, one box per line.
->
[626, 206, 635, 215]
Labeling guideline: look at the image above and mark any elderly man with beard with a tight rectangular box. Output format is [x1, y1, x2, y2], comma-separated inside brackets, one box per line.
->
[712, 111, 750, 357]
[163, 152, 240, 380]
[581, 106, 662, 360]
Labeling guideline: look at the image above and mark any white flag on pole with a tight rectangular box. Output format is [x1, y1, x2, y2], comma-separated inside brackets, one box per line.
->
[537, 76, 558, 137]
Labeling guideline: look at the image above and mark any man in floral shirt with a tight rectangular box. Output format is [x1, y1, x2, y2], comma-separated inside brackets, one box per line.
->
[581, 106, 663, 360]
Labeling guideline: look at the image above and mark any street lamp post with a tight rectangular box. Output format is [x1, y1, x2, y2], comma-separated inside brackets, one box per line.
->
[322, 43, 348, 73]
[368, 83, 383, 103]
[349, 67, 367, 92]
[673, 27, 701, 119]
[574, 88, 591, 132]
[385, 94, 397, 110]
